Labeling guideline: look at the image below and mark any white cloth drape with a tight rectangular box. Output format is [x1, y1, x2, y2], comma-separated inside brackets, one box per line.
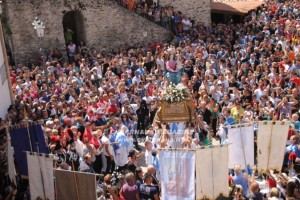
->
[227, 125, 254, 169]
[27, 153, 55, 200]
[257, 121, 289, 171]
[196, 146, 229, 199]
[159, 150, 195, 200]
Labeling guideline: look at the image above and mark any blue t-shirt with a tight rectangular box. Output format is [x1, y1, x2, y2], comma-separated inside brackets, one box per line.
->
[223, 116, 236, 136]
[139, 184, 159, 200]
[233, 173, 248, 196]
[137, 68, 146, 76]
[224, 116, 236, 126]
[291, 144, 300, 158]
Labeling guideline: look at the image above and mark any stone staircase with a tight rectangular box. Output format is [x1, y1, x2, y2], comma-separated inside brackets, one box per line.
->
[110, 0, 184, 36]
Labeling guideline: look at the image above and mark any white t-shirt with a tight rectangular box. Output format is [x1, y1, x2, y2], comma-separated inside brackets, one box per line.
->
[191, 142, 201, 149]
[101, 135, 115, 157]
[75, 139, 84, 158]
[119, 92, 128, 104]
[151, 131, 160, 148]
[145, 149, 153, 166]
[79, 160, 90, 172]
[23, 81, 32, 88]
[217, 124, 228, 145]
[143, 96, 153, 104]
[132, 76, 141, 85]
[182, 19, 192, 31]
[68, 44, 76, 55]
[156, 59, 165, 70]
[254, 88, 264, 101]
[92, 66, 102, 78]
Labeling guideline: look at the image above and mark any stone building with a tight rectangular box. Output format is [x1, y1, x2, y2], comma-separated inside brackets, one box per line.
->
[1, 0, 211, 64]
[211, 0, 265, 23]
[1, 0, 262, 63]
[159, 0, 211, 26]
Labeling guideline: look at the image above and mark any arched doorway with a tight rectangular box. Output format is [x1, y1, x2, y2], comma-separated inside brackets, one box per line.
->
[62, 11, 86, 46]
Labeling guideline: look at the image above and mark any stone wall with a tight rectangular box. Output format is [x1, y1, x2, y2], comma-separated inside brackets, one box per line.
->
[159, 0, 211, 25]
[4, 0, 171, 64]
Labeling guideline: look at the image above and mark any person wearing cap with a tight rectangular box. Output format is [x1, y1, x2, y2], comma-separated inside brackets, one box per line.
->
[91, 61, 103, 78]
[48, 135, 59, 153]
[46, 120, 54, 129]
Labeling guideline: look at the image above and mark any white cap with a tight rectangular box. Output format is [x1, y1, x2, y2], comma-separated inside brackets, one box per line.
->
[46, 120, 54, 126]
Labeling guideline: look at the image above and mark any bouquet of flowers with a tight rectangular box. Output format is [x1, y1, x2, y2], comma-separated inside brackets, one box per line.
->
[162, 84, 190, 104]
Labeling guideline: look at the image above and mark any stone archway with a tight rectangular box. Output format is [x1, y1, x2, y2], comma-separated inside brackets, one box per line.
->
[62, 10, 86, 46]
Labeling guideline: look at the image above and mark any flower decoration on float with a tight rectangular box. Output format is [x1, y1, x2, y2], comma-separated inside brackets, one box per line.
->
[161, 83, 190, 104]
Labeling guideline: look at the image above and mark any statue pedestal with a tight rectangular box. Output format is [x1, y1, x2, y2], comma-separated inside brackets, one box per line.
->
[156, 100, 195, 123]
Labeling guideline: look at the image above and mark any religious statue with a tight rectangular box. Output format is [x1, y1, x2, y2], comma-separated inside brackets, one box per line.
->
[154, 84, 195, 123]
[165, 48, 184, 85]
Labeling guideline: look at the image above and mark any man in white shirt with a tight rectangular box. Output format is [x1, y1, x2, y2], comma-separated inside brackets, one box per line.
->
[191, 138, 201, 149]
[205, 64, 217, 76]
[67, 40, 76, 62]
[145, 140, 153, 166]
[254, 84, 264, 101]
[182, 15, 192, 32]
[101, 129, 115, 174]
[72, 126, 84, 158]
[142, 91, 153, 108]
[79, 154, 95, 173]
[132, 71, 141, 85]
[91, 61, 103, 78]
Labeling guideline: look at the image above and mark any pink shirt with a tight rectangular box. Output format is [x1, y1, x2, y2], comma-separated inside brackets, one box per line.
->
[121, 183, 139, 200]
[166, 60, 176, 72]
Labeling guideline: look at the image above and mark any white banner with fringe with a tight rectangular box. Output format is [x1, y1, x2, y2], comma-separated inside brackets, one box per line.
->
[227, 125, 254, 169]
[257, 121, 289, 171]
[196, 146, 229, 200]
[159, 150, 195, 200]
[27, 153, 54, 200]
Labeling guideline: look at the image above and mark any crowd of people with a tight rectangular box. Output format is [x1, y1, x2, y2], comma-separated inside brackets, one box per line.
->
[114, 0, 193, 36]
[1, 0, 300, 199]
